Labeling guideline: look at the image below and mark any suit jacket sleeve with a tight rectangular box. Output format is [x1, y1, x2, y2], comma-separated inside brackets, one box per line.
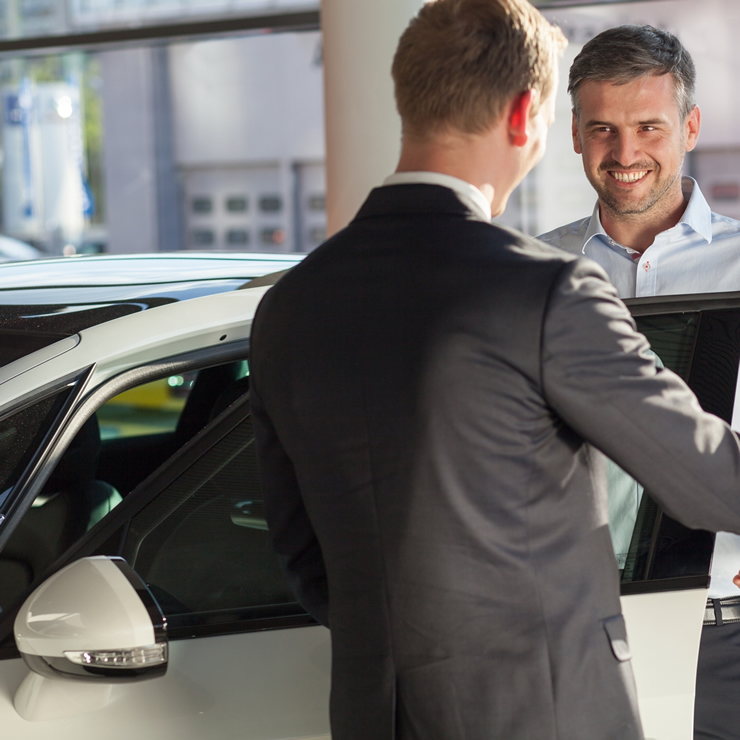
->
[541, 258, 740, 534]
[250, 368, 330, 628]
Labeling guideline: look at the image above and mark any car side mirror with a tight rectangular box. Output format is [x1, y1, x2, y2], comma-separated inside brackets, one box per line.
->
[13, 556, 167, 722]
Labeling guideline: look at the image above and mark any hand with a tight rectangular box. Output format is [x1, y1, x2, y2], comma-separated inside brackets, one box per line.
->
[734, 571, 740, 589]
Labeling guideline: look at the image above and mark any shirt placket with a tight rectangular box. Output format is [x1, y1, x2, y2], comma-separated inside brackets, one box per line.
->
[634, 249, 657, 297]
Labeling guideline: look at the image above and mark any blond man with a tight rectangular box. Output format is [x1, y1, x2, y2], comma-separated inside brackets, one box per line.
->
[251, 3, 740, 738]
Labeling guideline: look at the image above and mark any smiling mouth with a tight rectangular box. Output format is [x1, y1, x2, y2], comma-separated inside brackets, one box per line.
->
[609, 170, 650, 183]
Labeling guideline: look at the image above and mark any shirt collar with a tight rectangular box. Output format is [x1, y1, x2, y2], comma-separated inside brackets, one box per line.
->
[582, 175, 713, 254]
[383, 171, 492, 222]
[677, 176, 713, 244]
[582, 200, 607, 254]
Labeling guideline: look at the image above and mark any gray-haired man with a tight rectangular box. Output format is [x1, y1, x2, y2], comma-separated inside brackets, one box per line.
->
[539, 25, 740, 740]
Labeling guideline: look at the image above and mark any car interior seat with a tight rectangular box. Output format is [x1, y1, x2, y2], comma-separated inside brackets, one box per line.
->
[0, 414, 121, 611]
[173, 363, 245, 447]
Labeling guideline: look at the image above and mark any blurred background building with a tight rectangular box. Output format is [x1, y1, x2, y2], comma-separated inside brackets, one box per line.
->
[0, 0, 736, 256]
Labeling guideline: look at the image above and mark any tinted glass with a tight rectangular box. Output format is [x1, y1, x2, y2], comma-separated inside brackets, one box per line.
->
[0, 362, 250, 616]
[0, 386, 75, 610]
[618, 308, 740, 588]
[122, 414, 296, 630]
[97, 372, 197, 440]
[637, 314, 699, 382]
[0, 387, 72, 499]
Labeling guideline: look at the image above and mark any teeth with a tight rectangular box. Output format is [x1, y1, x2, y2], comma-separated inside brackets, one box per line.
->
[611, 170, 648, 183]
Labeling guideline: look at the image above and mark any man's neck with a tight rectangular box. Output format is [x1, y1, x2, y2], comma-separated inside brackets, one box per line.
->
[599, 189, 688, 254]
[395, 126, 512, 214]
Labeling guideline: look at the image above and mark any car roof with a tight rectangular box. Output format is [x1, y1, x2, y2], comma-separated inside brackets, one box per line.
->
[0, 252, 301, 367]
[0, 252, 301, 291]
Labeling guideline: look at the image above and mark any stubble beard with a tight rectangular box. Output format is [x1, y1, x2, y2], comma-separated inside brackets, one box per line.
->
[588, 157, 684, 220]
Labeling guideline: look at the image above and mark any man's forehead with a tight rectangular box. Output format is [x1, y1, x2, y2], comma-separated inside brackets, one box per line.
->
[578, 74, 681, 121]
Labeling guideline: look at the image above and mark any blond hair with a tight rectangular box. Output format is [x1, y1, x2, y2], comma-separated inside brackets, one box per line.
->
[392, 0, 566, 137]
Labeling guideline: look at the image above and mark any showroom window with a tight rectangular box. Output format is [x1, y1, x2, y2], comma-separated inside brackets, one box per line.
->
[0, 2, 323, 257]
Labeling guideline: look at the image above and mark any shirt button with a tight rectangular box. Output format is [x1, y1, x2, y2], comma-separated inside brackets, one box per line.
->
[643, 261, 650, 272]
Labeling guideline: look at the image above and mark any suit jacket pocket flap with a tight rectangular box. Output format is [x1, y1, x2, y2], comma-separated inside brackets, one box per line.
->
[603, 614, 631, 662]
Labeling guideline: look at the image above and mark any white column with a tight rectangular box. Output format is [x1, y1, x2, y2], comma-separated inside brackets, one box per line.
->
[321, 0, 425, 235]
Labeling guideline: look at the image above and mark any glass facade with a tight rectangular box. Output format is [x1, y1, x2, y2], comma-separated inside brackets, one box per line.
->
[0, 27, 324, 255]
[0, 0, 734, 256]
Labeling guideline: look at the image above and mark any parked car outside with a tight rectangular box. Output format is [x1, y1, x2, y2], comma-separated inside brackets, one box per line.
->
[0, 235, 43, 262]
[0, 252, 732, 739]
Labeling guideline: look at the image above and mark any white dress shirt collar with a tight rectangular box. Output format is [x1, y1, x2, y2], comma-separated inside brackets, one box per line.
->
[383, 171, 492, 222]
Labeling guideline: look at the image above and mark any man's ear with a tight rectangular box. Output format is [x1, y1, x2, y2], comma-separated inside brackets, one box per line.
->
[571, 112, 583, 154]
[508, 89, 535, 147]
[684, 105, 701, 152]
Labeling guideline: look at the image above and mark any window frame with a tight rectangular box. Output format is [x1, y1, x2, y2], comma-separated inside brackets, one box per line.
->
[0, 10, 320, 57]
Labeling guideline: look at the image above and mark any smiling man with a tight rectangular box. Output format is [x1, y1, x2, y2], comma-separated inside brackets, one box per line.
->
[539, 25, 740, 740]
[539, 25, 740, 299]
[574, 70, 699, 248]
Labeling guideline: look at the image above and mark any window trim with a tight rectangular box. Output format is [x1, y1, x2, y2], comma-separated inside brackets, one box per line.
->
[621, 575, 710, 597]
[77, 339, 248, 420]
[625, 290, 740, 316]
[0, 10, 320, 57]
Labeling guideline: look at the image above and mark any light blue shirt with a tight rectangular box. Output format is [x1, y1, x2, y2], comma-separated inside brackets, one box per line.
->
[539, 177, 740, 598]
[538, 177, 740, 299]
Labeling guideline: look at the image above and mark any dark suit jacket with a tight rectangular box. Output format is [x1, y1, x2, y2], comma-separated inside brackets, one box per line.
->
[250, 184, 740, 740]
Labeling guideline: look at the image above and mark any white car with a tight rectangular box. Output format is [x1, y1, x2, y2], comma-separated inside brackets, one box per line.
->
[0, 253, 731, 739]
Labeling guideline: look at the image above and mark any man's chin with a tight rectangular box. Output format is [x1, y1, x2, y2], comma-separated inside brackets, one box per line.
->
[596, 185, 658, 216]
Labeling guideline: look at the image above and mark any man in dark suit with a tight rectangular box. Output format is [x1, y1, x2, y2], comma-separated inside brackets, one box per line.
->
[250, 1, 740, 738]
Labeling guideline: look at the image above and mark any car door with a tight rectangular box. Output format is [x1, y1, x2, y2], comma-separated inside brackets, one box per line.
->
[618, 292, 740, 740]
[0, 350, 331, 739]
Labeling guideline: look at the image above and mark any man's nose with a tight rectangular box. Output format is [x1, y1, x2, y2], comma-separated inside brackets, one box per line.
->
[611, 132, 641, 167]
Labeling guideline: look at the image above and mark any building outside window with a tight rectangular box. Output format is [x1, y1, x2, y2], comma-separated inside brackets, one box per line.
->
[0, 0, 736, 256]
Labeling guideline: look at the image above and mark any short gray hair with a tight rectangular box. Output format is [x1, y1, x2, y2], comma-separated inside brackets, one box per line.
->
[568, 25, 696, 120]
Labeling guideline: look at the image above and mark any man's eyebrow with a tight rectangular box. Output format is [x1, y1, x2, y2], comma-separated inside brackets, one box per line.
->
[583, 118, 666, 128]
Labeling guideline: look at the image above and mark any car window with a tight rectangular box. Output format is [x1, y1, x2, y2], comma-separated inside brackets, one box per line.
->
[97, 362, 249, 442]
[120, 411, 298, 632]
[0, 387, 74, 505]
[97, 372, 198, 440]
[0, 360, 251, 617]
[0, 386, 76, 611]
[617, 306, 740, 590]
